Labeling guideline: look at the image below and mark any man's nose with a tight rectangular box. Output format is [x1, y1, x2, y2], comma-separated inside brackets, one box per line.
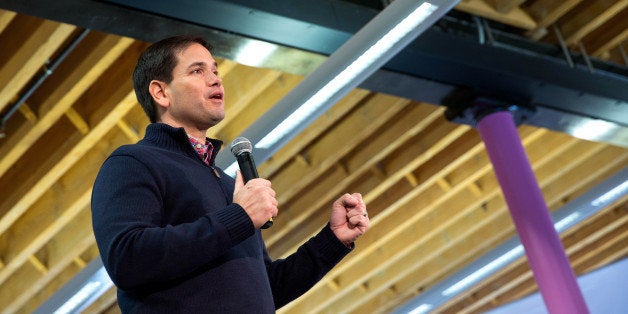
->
[208, 73, 222, 86]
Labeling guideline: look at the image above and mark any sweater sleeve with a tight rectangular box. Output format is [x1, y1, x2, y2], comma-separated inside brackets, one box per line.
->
[91, 154, 254, 291]
[265, 223, 352, 308]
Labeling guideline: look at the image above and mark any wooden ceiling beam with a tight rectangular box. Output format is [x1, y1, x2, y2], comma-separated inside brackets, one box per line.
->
[537, 147, 627, 208]
[116, 119, 141, 142]
[273, 94, 410, 205]
[0, 101, 155, 311]
[443, 259, 532, 313]
[0, 16, 75, 112]
[524, 0, 583, 39]
[573, 224, 628, 272]
[65, 107, 90, 135]
[28, 255, 48, 275]
[0, 9, 16, 31]
[0, 34, 133, 178]
[441, 201, 627, 313]
[561, 0, 628, 46]
[576, 233, 627, 274]
[592, 30, 628, 59]
[16, 245, 97, 314]
[115, 105, 149, 141]
[566, 208, 627, 257]
[263, 93, 408, 247]
[268, 119, 470, 256]
[0, 184, 91, 285]
[330, 199, 517, 313]
[455, 0, 537, 30]
[0, 42, 138, 238]
[585, 9, 628, 56]
[363, 168, 626, 314]
[289, 195, 504, 313]
[488, 0, 527, 14]
[259, 89, 372, 178]
[364, 120, 472, 206]
[0, 88, 137, 276]
[467, 164, 621, 311]
[0, 104, 146, 311]
[18, 102, 38, 124]
[1, 207, 95, 313]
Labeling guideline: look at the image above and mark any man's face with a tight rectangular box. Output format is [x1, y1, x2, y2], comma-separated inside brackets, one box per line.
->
[159, 43, 225, 131]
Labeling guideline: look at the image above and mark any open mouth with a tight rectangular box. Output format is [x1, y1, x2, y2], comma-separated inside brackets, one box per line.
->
[209, 93, 223, 100]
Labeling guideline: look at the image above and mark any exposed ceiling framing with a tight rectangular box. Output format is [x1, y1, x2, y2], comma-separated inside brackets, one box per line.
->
[0, 0, 626, 313]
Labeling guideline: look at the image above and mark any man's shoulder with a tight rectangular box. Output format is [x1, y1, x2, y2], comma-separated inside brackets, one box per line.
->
[111, 142, 147, 156]
[105, 141, 165, 165]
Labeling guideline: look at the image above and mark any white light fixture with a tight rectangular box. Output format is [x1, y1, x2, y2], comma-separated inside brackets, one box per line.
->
[408, 303, 434, 314]
[215, 0, 461, 170]
[233, 39, 278, 67]
[221, 1, 449, 175]
[570, 119, 622, 143]
[591, 180, 628, 206]
[255, 2, 438, 149]
[442, 245, 525, 297]
[441, 207, 589, 298]
[553, 212, 581, 233]
[53, 267, 113, 314]
[54, 282, 102, 314]
[36, 259, 113, 314]
[224, 161, 238, 177]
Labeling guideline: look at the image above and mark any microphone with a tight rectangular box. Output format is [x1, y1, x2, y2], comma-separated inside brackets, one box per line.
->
[230, 137, 273, 229]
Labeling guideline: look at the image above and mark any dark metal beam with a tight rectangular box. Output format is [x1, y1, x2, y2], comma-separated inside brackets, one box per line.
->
[102, 0, 628, 128]
[1, 0, 626, 146]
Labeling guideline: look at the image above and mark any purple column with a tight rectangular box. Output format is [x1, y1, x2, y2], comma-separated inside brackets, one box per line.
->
[476, 111, 588, 314]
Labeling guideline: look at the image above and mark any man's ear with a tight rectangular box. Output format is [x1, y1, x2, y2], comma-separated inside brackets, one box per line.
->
[149, 80, 169, 109]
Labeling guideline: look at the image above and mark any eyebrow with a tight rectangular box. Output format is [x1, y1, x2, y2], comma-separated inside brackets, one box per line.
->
[187, 61, 218, 70]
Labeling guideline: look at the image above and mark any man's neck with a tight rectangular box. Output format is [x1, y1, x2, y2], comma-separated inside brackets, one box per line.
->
[157, 119, 207, 141]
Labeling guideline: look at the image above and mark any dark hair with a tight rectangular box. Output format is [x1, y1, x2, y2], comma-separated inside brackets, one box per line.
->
[132, 35, 213, 123]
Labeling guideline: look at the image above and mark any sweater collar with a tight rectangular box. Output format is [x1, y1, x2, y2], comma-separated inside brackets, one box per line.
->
[143, 123, 224, 165]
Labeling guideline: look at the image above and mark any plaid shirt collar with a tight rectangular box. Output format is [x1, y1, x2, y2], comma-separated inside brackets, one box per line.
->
[188, 135, 213, 166]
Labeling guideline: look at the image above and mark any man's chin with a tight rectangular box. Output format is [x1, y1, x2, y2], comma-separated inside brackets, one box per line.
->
[207, 116, 225, 128]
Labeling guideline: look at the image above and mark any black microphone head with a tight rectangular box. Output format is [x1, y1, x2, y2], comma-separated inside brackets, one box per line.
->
[230, 137, 252, 157]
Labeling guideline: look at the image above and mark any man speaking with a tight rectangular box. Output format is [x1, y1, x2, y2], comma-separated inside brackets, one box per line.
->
[91, 35, 370, 313]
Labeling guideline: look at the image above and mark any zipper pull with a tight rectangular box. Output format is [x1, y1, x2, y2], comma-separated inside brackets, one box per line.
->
[211, 166, 221, 178]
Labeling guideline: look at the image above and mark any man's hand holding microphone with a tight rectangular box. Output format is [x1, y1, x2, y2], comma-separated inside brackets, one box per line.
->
[233, 172, 278, 229]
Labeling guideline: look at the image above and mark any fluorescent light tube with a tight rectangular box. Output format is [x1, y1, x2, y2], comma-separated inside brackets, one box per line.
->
[591, 180, 628, 207]
[442, 245, 525, 297]
[255, 2, 439, 149]
[408, 303, 434, 314]
[234, 40, 278, 67]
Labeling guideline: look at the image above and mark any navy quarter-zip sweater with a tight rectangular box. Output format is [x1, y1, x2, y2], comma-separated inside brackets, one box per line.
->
[91, 123, 351, 313]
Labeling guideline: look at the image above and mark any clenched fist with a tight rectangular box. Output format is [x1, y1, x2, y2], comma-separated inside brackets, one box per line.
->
[330, 193, 369, 246]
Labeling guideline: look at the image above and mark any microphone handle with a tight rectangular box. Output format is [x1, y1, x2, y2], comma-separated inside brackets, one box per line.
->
[237, 153, 258, 182]
[236, 153, 273, 229]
